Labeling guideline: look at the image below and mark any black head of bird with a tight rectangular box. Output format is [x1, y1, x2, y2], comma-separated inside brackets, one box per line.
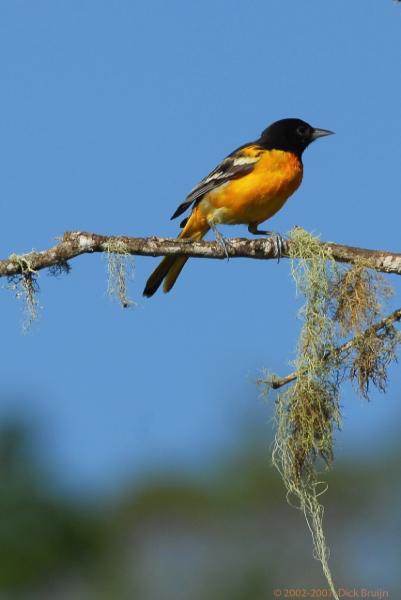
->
[258, 118, 334, 157]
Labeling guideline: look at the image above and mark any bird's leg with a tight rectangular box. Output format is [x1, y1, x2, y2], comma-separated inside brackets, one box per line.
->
[209, 221, 230, 260]
[248, 223, 271, 235]
[248, 223, 284, 261]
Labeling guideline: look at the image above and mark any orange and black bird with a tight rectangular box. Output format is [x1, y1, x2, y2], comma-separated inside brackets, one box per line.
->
[143, 118, 333, 297]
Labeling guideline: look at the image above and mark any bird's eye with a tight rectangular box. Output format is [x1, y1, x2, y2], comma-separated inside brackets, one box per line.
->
[297, 125, 308, 137]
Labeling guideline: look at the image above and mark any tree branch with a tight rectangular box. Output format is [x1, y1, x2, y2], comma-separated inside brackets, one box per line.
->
[1, 231, 401, 278]
[266, 306, 401, 390]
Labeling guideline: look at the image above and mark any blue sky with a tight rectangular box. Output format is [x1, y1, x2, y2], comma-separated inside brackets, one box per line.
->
[0, 0, 401, 495]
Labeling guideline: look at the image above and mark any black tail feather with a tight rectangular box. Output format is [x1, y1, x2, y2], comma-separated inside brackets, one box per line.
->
[143, 256, 177, 297]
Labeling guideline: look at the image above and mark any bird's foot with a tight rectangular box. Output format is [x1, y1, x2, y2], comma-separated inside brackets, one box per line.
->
[247, 224, 285, 261]
[210, 222, 230, 260]
[259, 231, 285, 262]
[269, 232, 285, 261]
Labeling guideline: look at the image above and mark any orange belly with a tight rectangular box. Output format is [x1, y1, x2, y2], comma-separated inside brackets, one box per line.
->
[200, 149, 303, 226]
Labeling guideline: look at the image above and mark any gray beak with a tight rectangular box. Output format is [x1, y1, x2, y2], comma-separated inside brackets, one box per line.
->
[311, 128, 335, 140]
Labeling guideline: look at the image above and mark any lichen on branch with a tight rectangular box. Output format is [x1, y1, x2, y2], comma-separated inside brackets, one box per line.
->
[2, 231, 401, 279]
[263, 228, 401, 599]
[104, 239, 135, 308]
[5, 254, 41, 331]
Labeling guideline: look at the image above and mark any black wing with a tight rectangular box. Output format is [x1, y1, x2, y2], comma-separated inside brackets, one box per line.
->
[170, 149, 260, 221]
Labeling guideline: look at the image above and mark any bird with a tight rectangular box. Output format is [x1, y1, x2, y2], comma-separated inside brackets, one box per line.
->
[143, 118, 333, 297]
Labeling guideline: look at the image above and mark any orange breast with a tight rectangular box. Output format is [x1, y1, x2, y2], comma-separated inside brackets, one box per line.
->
[201, 150, 303, 226]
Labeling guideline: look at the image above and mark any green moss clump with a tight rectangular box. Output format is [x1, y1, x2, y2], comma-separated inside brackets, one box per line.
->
[104, 240, 135, 309]
[6, 254, 40, 331]
[267, 228, 400, 600]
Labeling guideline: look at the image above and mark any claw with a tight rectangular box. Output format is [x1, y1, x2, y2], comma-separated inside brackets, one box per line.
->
[262, 231, 285, 262]
[209, 222, 230, 260]
[272, 233, 284, 262]
[248, 224, 285, 261]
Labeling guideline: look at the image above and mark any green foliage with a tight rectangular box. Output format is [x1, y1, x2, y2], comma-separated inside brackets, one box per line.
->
[0, 417, 399, 597]
[0, 423, 103, 593]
